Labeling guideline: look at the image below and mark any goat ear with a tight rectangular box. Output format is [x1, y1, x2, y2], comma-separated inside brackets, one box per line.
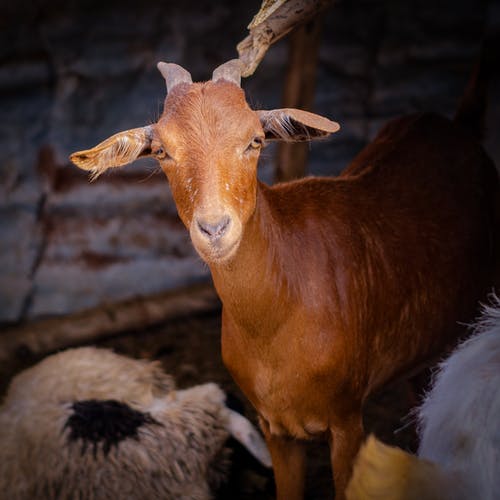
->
[257, 108, 340, 142]
[70, 126, 153, 180]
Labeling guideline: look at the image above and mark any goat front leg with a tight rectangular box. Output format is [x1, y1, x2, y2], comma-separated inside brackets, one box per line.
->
[260, 420, 307, 500]
[329, 414, 364, 500]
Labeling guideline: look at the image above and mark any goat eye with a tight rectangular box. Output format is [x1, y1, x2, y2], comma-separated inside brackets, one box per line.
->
[246, 136, 264, 152]
[153, 147, 170, 161]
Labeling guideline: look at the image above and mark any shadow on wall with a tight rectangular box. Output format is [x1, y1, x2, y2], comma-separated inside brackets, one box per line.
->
[0, 0, 497, 324]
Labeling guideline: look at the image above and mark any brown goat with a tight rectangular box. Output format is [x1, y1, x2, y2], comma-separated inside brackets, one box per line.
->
[70, 59, 498, 499]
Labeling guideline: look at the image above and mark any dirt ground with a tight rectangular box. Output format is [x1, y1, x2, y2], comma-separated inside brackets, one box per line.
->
[1, 308, 420, 499]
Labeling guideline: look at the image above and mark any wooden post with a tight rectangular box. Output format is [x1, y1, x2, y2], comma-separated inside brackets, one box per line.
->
[275, 17, 323, 182]
[237, 0, 332, 77]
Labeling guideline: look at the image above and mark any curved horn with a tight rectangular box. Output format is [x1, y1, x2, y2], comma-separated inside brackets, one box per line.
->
[157, 62, 193, 93]
[212, 59, 242, 87]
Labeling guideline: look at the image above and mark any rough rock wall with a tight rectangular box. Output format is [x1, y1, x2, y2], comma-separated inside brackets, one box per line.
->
[0, 0, 498, 324]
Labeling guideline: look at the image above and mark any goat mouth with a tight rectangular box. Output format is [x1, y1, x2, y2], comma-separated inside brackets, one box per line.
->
[203, 240, 240, 264]
[196, 238, 240, 264]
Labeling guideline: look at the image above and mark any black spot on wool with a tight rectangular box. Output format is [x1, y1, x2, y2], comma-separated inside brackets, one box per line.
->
[64, 399, 160, 457]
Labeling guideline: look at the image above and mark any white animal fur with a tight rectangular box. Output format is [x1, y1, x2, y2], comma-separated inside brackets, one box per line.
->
[347, 297, 500, 500]
[417, 297, 500, 499]
[0, 347, 270, 500]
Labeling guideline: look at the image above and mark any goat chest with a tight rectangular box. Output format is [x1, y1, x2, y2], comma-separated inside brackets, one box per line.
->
[220, 309, 354, 440]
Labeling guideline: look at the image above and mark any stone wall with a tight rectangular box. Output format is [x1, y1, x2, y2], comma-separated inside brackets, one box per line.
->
[0, 0, 498, 324]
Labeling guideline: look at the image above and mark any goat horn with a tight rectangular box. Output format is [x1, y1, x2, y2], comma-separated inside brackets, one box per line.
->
[212, 59, 243, 87]
[157, 62, 193, 92]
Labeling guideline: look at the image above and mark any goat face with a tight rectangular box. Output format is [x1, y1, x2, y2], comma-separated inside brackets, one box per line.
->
[70, 60, 340, 264]
[154, 81, 263, 263]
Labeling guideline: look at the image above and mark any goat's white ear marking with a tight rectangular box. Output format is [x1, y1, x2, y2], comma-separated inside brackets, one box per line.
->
[257, 108, 340, 142]
[70, 126, 153, 180]
[223, 408, 272, 468]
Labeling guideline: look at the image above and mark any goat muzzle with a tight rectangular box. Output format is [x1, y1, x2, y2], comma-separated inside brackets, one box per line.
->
[190, 209, 242, 263]
[196, 215, 231, 242]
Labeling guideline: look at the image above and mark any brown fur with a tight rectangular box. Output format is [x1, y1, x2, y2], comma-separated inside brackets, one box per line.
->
[212, 114, 496, 500]
[70, 63, 498, 499]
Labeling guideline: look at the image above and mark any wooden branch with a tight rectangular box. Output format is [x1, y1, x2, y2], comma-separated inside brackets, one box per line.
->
[237, 0, 332, 77]
[276, 17, 324, 182]
[0, 283, 220, 363]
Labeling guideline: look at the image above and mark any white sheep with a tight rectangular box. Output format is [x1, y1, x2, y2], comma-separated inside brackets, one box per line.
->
[0, 346, 271, 500]
[346, 298, 500, 500]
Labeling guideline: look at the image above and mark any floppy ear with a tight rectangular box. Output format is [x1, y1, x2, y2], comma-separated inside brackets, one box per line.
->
[70, 126, 153, 180]
[257, 108, 340, 142]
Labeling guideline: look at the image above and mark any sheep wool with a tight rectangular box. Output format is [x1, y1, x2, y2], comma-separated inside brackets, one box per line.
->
[0, 347, 240, 500]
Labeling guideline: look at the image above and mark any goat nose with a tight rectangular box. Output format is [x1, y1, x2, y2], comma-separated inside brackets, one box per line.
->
[196, 216, 231, 240]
